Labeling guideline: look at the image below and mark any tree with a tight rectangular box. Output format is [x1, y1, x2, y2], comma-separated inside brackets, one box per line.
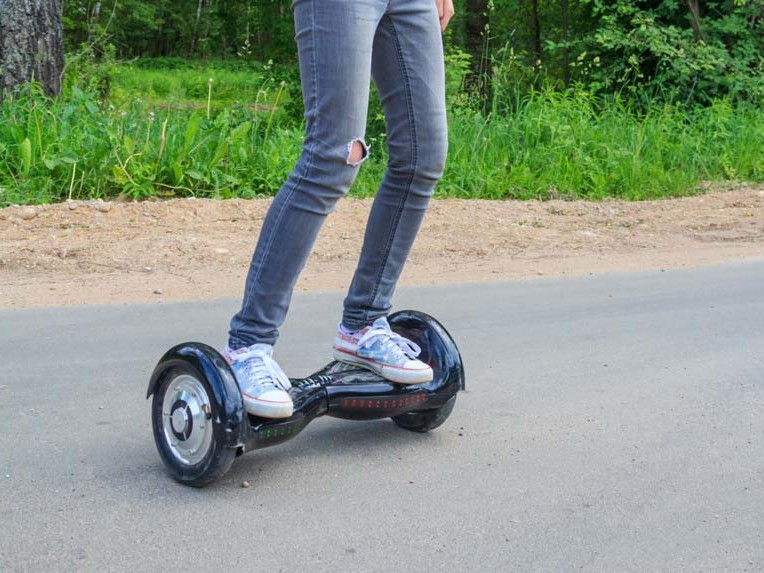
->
[465, 0, 493, 112]
[0, 0, 65, 98]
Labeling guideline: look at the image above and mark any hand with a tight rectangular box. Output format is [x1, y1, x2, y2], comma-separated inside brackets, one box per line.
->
[434, 0, 455, 32]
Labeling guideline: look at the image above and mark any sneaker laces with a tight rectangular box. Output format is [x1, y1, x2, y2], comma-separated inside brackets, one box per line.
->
[228, 345, 292, 392]
[357, 323, 422, 361]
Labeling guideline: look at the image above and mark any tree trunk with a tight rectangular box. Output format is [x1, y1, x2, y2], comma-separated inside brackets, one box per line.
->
[86, 1, 101, 45]
[685, 0, 705, 42]
[466, 0, 488, 65]
[190, 0, 204, 57]
[466, 0, 493, 114]
[0, 0, 64, 98]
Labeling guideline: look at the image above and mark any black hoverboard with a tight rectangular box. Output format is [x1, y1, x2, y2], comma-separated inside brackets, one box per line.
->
[147, 310, 465, 487]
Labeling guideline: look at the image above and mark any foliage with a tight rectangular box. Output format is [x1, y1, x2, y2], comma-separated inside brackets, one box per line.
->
[60, 0, 764, 106]
[443, 91, 764, 200]
[62, 0, 296, 62]
[0, 73, 298, 204]
[564, 0, 764, 104]
[2, 2, 762, 205]
[2, 69, 762, 206]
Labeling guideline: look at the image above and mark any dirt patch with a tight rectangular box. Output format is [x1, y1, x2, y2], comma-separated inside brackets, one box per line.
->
[1, 184, 762, 309]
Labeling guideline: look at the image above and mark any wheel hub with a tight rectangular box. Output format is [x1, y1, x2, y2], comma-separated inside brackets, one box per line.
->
[171, 406, 187, 434]
[161, 375, 213, 465]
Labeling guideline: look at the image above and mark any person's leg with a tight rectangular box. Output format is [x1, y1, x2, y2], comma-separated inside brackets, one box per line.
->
[229, 0, 386, 349]
[341, 0, 448, 331]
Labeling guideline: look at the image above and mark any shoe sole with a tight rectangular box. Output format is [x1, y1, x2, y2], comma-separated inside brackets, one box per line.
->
[333, 348, 433, 385]
[242, 394, 294, 419]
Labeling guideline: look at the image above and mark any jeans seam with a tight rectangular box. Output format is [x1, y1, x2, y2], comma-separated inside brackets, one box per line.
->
[238, 0, 320, 335]
[361, 15, 418, 325]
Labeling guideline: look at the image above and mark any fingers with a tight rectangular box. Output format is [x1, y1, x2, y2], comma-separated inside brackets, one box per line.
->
[438, 0, 455, 32]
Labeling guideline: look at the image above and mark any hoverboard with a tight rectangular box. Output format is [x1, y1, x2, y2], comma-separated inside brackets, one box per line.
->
[147, 310, 464, 487]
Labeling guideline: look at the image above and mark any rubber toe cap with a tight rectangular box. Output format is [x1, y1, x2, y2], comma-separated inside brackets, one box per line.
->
[242, 388, 294, 418]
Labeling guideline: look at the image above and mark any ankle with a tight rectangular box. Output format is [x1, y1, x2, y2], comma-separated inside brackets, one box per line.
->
[339, 323, 357, 335]
[225, 342, 274, 364]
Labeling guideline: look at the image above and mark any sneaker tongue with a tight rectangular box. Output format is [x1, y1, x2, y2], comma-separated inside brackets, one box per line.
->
[249, 344, 273, 357]
[372, 316, 390, 330]
[251, 343, 274, 357]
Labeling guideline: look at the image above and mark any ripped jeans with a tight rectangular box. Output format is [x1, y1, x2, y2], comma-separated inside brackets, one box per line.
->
[228, 0, 448, 348]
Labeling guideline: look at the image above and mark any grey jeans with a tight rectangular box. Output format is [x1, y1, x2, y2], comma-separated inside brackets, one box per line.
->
[229, 0, 448, 348]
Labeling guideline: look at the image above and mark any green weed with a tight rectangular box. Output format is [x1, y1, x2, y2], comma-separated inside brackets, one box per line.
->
[1, 64, 762, 206]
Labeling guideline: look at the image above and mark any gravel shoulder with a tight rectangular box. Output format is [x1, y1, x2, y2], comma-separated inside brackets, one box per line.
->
[1, 185, 762, 309]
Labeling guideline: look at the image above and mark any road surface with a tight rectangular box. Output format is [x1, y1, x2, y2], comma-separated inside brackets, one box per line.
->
[1, 261, 763, 571]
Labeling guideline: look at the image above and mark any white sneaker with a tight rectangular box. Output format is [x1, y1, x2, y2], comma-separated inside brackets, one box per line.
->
[223, 343, 293, 418]
[332, 317, 433, 384]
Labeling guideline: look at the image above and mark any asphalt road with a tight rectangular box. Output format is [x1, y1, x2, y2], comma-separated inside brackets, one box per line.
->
[1, 261, 763, 571]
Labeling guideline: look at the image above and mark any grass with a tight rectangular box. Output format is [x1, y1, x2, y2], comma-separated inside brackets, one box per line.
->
[107, 63, 293, 110]
[1, 62, 762, 206]
[440, 93, 764, 200]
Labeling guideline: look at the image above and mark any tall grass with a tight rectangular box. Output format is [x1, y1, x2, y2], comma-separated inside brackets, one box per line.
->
[1, 64, 762, 206]
[441, 92, 764, 200]
[0, 83, 300, 203]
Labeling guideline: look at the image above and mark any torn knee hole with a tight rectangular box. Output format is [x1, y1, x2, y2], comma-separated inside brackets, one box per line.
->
[346, 138, 370, 167]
